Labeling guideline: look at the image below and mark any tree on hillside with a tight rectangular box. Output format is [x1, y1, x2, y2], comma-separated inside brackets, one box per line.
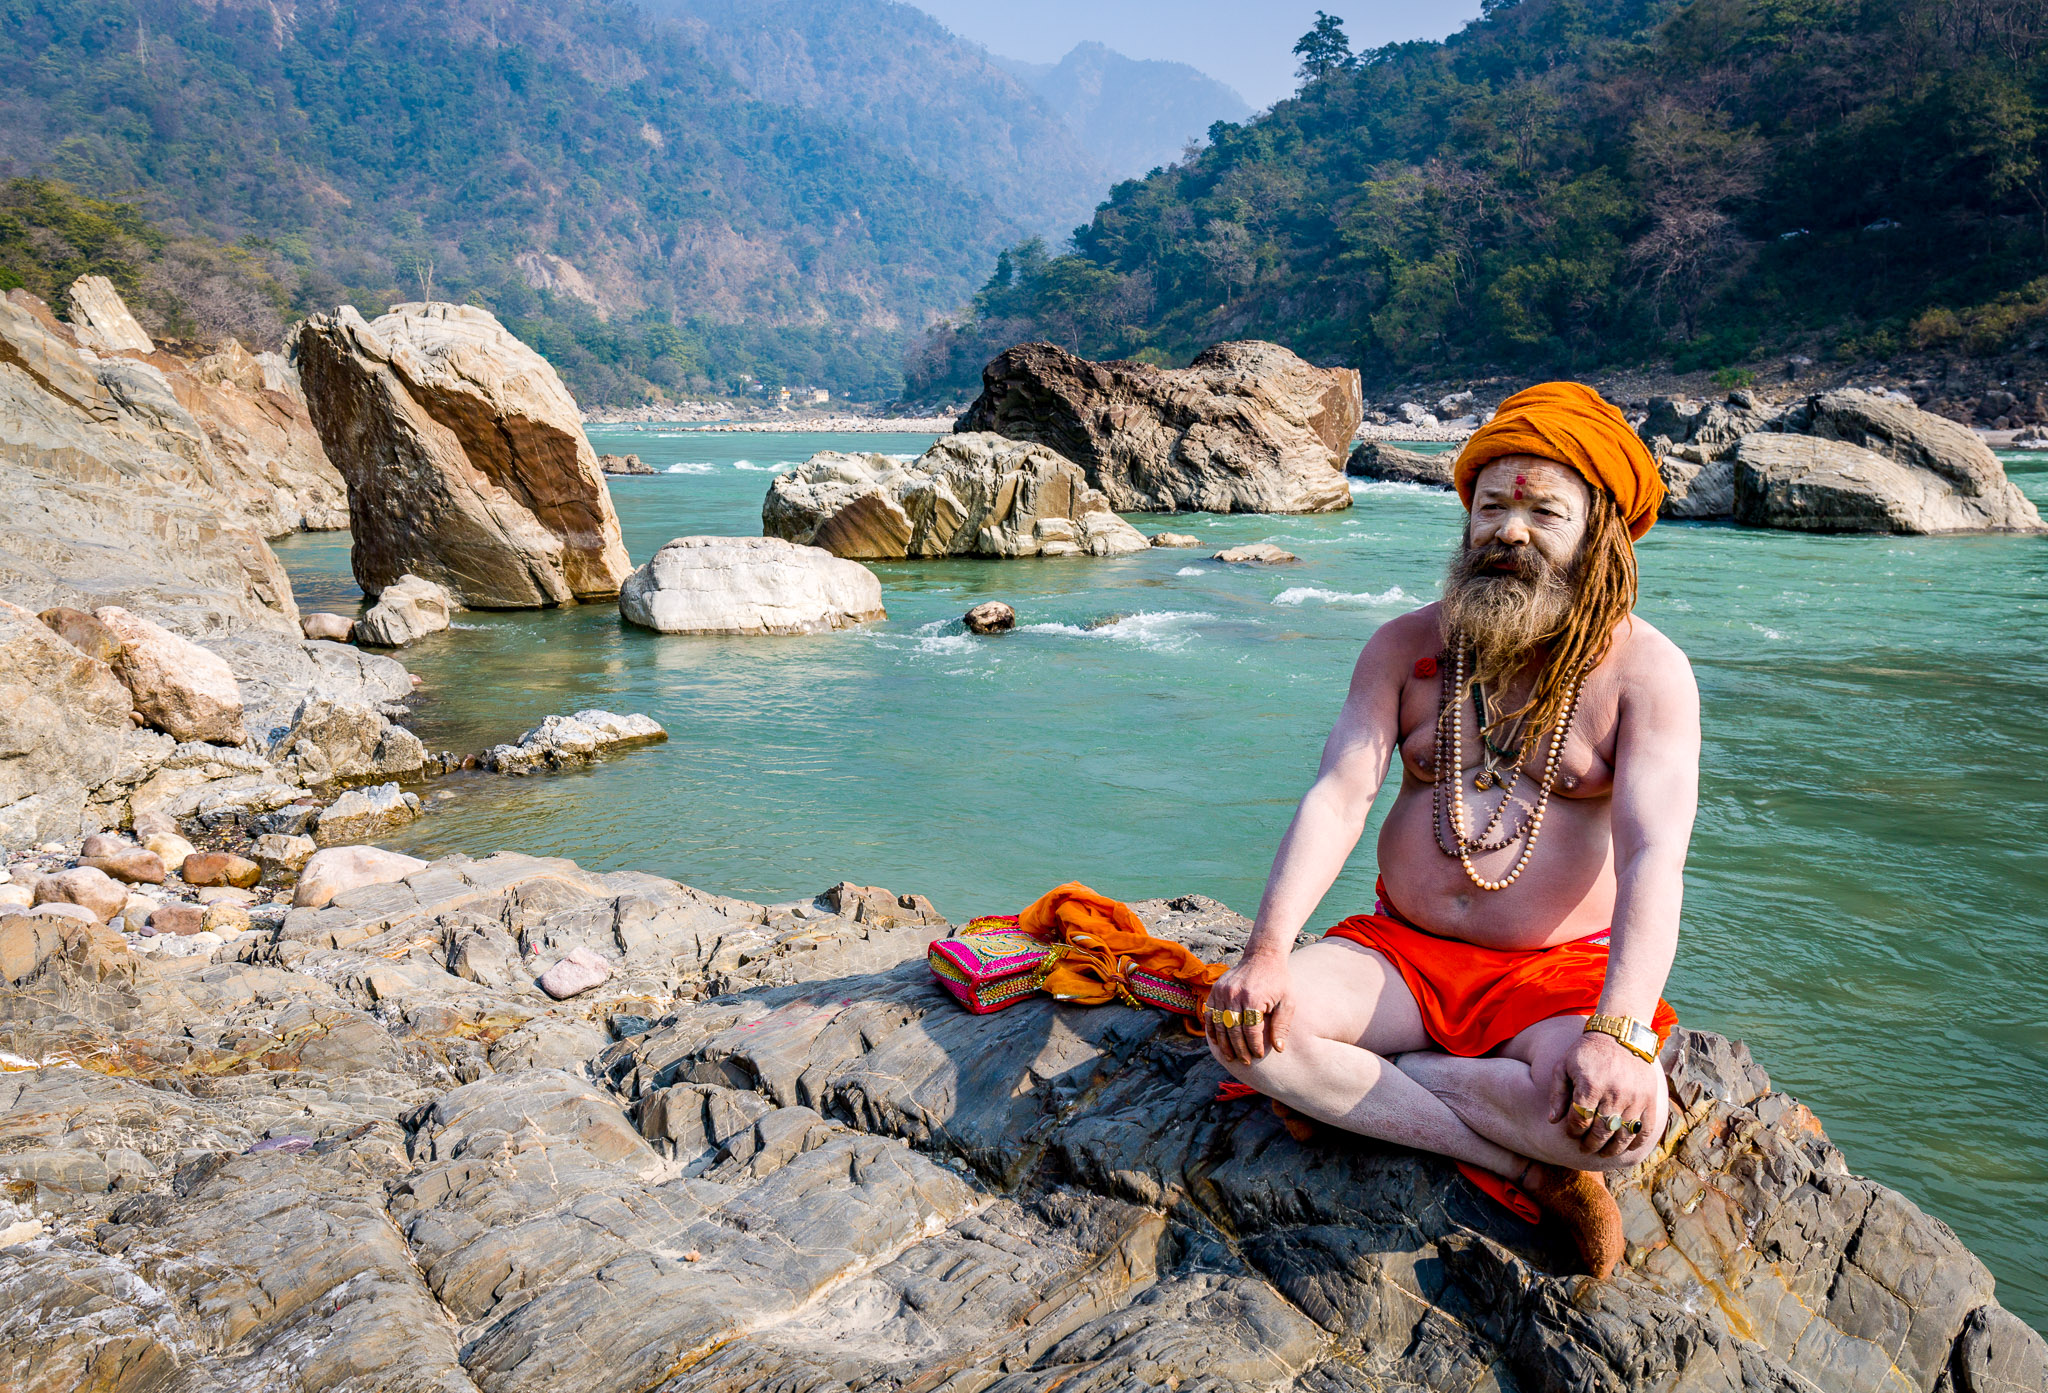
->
[1627, 100, 1768, 341]
[1294, 12, 1354, 83]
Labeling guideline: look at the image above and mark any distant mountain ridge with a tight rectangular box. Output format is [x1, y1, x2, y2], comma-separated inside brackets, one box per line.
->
[998, 42, 1252, 184]
[645, 0, 1111, 237]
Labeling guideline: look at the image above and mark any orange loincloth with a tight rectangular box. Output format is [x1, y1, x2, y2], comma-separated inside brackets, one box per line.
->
[1320, 882, 1678, 1059]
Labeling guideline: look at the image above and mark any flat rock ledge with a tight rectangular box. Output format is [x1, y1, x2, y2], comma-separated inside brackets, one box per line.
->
[1, 853, 2037, 1393]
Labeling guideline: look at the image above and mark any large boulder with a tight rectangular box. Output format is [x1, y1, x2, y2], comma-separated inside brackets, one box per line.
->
[65, 274, 155, 354]
[1731, 434, 2008, 533]
[93, 606, 246, 744]
[1657, 456, 1736, 520]
[1800, 388, 2044, 531]
[957, 341, 1359, 514]
[0, 599, 135, 845]
[1345, 440, 1453, 488]
[763, 433, 1148, 559]
[354, 574, 454, 648]
[293, 302, 633, 608]
[619, 536, 886, 636]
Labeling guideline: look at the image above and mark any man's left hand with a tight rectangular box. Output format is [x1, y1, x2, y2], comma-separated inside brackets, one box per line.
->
[1548, 1030, 1662, 1157]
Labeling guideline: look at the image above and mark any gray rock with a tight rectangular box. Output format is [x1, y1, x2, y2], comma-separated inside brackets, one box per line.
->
[1802, 388, 2044, 531]
[94, 605, 247, 744]
[480, 709, 666, 774]
[314, 782, 423, 846]
[599, 452, 655, 475]
[764, 433, 1148, 559]
[1214, 543, 1299, 564]
[619, 536, 886, 636]
[1733, 434, 2011, 533]
[0, 598, 135, 845]
[1149, 532, 1202, 547]
[1657, 455, 1736, 520]
[2, 852, 2037, 1393]
[66, 274, 155, 354]
[1345, 439, 1453, 488]
[354, 573, 454, 648]
[965, 601, 1016, 633]
[300, 612, 355, 642]
[958, 340, 1359, 514]
[293, 302, 634, 607]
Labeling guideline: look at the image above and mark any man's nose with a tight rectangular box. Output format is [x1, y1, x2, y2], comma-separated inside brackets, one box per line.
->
[1497, 516, 1532, 545]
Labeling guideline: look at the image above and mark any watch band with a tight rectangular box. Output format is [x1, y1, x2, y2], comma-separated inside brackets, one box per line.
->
[1583, 1013, 1660, 1063]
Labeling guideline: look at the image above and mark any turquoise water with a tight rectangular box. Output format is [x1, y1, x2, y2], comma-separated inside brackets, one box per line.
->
[273, 430, 2048, 1328]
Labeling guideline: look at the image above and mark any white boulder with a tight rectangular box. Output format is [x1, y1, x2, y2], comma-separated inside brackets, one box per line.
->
[355, 574, 455, 648]
[619, 536, 886, 636]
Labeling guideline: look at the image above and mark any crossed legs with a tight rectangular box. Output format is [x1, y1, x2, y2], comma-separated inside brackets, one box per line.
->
[1212, 936, 1662, 1173]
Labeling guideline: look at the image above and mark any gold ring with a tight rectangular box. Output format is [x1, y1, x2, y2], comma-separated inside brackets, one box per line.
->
[1570, 1102, 1597, 1120]
[1241, 1008, 1264, 1027]
[1625, 1118, 1643, 1135]
[1210, 1009, 1240, 1028]
[1601, 1113, 1624, 1131]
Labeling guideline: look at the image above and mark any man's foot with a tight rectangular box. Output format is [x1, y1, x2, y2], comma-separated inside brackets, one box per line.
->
[1519, 1162, 1625, 1280]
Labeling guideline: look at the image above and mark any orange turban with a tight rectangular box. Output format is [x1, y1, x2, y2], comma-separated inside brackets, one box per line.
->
[1452, 382, 1665, 541]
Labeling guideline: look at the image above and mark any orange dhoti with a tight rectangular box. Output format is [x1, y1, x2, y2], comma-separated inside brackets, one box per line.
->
[1322, 890, 1678, 1058]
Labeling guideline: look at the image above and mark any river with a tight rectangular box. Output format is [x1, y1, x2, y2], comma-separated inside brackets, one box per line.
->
[272, 428, 2048, 1327]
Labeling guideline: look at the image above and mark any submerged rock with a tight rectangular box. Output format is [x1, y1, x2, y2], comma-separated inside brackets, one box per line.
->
[599, 452, 655, 475]
[964, 601, 1016, 634]
[958, 340, 1360, 514]
[294, 301, 634, 607]
[620, 536, 886, 636]
[764, 433, 1148, 559]
[354, 573, 454, 648]
[1214, 543, 1300, 564]
[0, 852, 2031, 1391]
[1149, 531, 1203, 547]
[1345, 439, 1454, 488]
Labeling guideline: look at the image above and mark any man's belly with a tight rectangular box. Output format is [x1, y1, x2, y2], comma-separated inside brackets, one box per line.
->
[1372, 780, 1618, 949]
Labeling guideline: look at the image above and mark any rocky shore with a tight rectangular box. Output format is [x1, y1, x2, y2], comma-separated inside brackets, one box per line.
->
[3, 837, 2042, 1392]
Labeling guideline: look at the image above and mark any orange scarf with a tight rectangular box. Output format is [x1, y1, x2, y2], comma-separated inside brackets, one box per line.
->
[1018, 882, 1227, 1032]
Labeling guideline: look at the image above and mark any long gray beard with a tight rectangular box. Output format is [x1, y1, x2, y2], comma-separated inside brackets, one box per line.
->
[1440, 540, 1574, 695]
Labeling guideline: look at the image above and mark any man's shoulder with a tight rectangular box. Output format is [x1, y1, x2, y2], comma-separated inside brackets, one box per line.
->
[1609, 614, 1697, 696]
[1374, 602, 1445, 650]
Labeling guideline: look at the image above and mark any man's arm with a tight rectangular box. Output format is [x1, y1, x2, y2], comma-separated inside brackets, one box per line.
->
[1551, 631, 1701, 1153]
[1208, 614, 1412, 1061]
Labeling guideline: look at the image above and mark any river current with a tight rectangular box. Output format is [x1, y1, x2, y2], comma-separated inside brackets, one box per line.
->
[273, 429, 2048, 1326]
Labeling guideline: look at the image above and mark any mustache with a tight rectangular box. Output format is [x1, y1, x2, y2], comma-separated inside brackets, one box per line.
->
[1455, 539, 1556, 584]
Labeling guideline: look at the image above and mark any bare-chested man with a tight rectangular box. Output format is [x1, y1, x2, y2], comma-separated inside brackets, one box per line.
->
[1204, 381, 1697, 1277]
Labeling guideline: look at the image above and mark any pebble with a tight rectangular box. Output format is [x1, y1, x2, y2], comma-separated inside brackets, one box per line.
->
[144, 832, 198, 867]
[537, 946, 612, 1000]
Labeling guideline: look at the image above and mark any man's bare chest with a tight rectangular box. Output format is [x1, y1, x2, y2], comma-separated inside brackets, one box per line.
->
[1394, 678, 1620, 799]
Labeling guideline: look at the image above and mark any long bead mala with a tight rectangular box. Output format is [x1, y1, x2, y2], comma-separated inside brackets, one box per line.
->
[1431, 637, 1587, 892]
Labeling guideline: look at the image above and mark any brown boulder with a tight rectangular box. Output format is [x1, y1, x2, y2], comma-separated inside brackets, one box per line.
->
[31, 866, 127, 922]
[0, 915, 64, 983]
[80, 845, 167, 885]
[293, 302, 633, 608]
[301, 612, 356, 642]
[957, 340, 1360, 514]
[147, 903, 205, 936]
[37, 607, 125, 663]
[181, 852, 263, 889]
[0, 599, 136, 846]
[92, 606, 246, 744]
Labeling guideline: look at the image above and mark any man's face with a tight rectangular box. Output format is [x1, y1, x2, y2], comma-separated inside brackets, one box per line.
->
[1466, 456, 1592, 572]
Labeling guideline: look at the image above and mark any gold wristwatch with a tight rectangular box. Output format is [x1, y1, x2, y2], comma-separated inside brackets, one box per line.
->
[1583, 1014, 1660, 1063]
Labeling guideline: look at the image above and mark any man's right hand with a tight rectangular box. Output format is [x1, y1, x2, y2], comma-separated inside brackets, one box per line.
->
[1205, 950, 1295, 1062]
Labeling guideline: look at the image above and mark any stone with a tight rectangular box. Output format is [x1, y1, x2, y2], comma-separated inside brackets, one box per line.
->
[1149, 532, 1202, 547]
[194, 885, 258, 906]
[36, 605, 125, 663]
[0, 914, 64, 983]
[16, 900, 95, 925]
[0, 599, 136, 846]
[66, 273, 156, 354]
[959, 340, 1360, 513]
[301, 612, 355, 642]
[292, 845, 428, 908]
[293, 301, 633, 607]
[0, 886, 29, 910]
[31, 865, 127, 922]
[93, 606, 247, 744]
[1214, 543, 1299, 564]
[1733, 434, 2001, 534]
[249, 804, 322, 839]
[1345, 439, 1454, 488]
[619, 536, 886, 636]
[147, 903, 205, 935]
[763, 433, 1148, 559]
[120, 891, 160, 924]
[1657, 455, 1736, 520]
[1799, 388, 2044, 532]
[79, 844, 167, 885]
[180, 851, 263, 889]
[964, 601, 1016, 634]
[479, 710, 666, 775]
[354, 573, 454, 648]
[313, 783, 422, 846]
[599, 452, 655, 475]
[536, 945, 613, 999]
[143, 831, 198, 867]
[131, 810, 178, 840]
[202, 901, 253, 935]
[251, 833, 318, 879]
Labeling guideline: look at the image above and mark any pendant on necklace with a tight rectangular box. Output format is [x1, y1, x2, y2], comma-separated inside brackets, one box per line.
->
[1474, 771, 1494, 791]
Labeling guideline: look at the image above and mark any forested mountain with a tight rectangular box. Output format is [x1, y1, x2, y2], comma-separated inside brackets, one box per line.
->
[907, 0, 2048, 398]
[0, 0, 1018, 401]
[644, 0, 1110, 237]
[999, 42, 1252, 184]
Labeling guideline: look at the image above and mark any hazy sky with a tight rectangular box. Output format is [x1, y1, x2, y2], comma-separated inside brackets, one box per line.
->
[905, 0, 1484, 108]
